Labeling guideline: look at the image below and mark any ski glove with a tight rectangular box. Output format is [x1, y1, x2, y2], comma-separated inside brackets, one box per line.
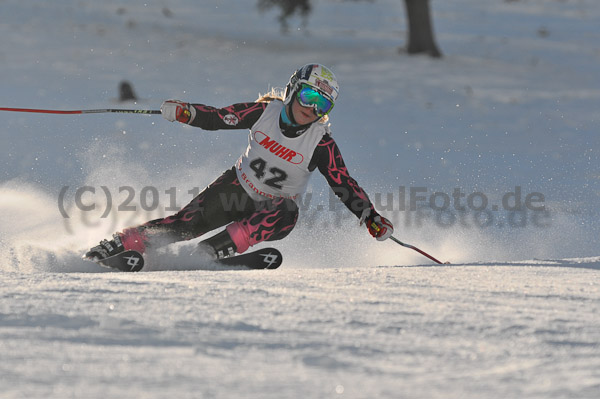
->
[161, 100, 196, 124]
[360, 209, 394, 241]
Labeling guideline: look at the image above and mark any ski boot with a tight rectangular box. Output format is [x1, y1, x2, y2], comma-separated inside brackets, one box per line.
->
[195, 230, 238, 260]
[84, 227, 148, 261]
[84, 233, 125, 261]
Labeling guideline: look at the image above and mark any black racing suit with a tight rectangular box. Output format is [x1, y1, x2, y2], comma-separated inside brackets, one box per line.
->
[121, 101, 377, 254]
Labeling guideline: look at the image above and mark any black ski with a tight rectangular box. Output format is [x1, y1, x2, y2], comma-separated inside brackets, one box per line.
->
[88, 248, 282, 272]
[217, 247, 283, 270]
[92, 250, 145, 272]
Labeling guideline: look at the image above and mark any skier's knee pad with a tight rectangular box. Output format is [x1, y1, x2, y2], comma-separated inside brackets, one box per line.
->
[226, 199, 298, 253]
[120, 227, 148, 253]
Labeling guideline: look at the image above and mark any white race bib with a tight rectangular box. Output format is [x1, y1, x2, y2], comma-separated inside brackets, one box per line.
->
[236, 101, 327, 202]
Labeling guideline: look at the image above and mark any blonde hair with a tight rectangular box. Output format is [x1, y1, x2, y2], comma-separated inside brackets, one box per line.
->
[256, 87, 330, 124]
[257, 87, 285, 103]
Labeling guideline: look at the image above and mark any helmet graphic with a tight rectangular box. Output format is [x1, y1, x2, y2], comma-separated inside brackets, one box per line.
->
[284, 64, 339, 114]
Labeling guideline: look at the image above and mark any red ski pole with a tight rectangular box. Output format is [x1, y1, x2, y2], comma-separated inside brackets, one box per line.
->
[370, 221, 449, 264]
[0, 107, 161, 115]
[389, 236, 449, 264]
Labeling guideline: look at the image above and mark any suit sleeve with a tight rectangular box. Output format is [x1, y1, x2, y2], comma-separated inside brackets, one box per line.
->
[188, 102, 267, 130]
[312, 135, 376, 219]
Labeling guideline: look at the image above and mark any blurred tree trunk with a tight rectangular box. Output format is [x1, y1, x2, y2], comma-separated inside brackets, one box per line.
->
[257, 0, 443, 57]
[403, 0, 442, 58]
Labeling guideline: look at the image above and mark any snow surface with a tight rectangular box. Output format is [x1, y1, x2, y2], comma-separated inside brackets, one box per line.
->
[2, 262, 599, 398]
[1, 0, 599, 398]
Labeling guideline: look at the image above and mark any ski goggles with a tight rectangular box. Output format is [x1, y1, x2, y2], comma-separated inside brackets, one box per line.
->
[296, 84, 334, 117]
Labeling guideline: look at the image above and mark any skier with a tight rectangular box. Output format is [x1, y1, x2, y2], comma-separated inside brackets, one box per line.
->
[85, 64, 393, 263]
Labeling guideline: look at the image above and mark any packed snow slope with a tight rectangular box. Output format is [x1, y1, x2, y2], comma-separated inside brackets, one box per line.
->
[0, 0, 599, 398]
[1, 262, 599, 399]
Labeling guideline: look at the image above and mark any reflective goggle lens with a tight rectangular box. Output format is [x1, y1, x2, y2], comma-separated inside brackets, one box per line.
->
[297, 85, 333, 116]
